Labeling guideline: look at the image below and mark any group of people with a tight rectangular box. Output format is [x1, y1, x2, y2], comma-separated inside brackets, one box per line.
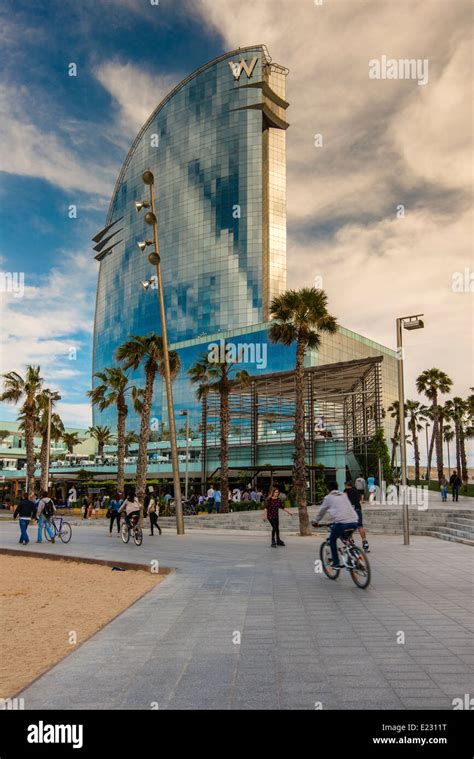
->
[13, 490, 56, 545]
[262, 481, 370, 562]
[105, 489, 162, 537]
[440, 471, 462, 502]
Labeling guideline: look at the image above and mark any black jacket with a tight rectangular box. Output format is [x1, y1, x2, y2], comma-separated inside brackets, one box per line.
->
[449, 474, 462, 487]
[345, 486, 361, 509]
[14, 499, 36, 519]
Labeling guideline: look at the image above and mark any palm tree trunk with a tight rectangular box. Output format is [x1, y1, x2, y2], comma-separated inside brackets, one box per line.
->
[460, 427, 468, 484]
[135, 369, 154, 520]
[436, 412, 444, 482]
[116, 403, 127, 495]
[40, 432, 48, 492]
[220, 385, 230, 513]
[412, 422, 420, 484]
[455, 420, 461, 474]
[294, 341, 311, 536]
[426, 422, 436, 480]
[24, 413, 36, 500]
[391, 420, 399, 469]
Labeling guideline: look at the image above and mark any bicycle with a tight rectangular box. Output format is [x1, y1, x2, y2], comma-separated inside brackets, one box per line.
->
[121, 513, 143, 546]
[44, 515, 72, 544]
[315, 522, 371, 589]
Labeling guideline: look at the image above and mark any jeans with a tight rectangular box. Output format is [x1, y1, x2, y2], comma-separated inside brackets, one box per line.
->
[149, 512, 162, 535]
[207, 497, 215, 514]
[37, 514, 54, 542]
[215, 500, 221, 514]
[441, 487, 447, 502]
[268, 517, 280, 543]
[109, 512, 121, 533]
[329, 522, 359, 565]
[452, 486, 459, 502]
[125, 511, 140, 528]
[19, 518, 30, 544]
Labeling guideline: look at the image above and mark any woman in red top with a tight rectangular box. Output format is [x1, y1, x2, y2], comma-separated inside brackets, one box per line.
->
[261, 488, 293, 547]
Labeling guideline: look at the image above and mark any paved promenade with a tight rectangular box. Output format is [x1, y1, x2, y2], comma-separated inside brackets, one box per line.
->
[1, 521, 473, 710]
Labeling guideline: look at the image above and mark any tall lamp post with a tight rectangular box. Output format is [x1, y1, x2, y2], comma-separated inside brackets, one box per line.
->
[396, 314, 424, 545]
[136, 169, 184, 535]
[425, 422, 430, 487]
[180, 410, 190, 501]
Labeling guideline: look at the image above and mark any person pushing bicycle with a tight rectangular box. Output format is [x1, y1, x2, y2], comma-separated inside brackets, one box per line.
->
[312, 480, 359, 569]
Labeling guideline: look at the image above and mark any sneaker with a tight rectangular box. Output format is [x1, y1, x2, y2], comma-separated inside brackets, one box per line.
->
[276, 540, 285, 546]
[271, 542, 277, 547]
[362, 540, 370, 552]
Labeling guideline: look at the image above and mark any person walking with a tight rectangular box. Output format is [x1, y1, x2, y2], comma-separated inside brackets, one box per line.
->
[108, 491, 123, 536]
[82, 495, 89, 519]
[13, 492, 36, 545]
[440, 475, 448, 503]
[345, 480, 370, 552]
[148, 491, 162, 536]
[36, 490, 56, 544]
[449, 470, 461, 502]
[214, 489, 221, 514]
[367, 474, 376, 503]
[207, 485, 215, 514]
[261, 487, 293, 547]
[354, 474, 366, 503]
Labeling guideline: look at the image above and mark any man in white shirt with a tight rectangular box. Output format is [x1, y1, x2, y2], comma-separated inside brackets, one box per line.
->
[354, 475, 366, 502]
[207, 486, 215, 513]
[312, 481, 359, 569]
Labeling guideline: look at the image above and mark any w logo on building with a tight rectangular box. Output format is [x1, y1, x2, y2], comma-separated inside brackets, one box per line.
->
[229, 57, 258, 80]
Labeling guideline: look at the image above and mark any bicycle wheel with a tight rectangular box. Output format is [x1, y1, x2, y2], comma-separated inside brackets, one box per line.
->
[349, 547, 371, 589]
[133, 526, 143, 546]
[319, 540, 340, 580]
[59, 521, 72, 543]
[121, 524, 130, 543]
[44, 524, 53, 542]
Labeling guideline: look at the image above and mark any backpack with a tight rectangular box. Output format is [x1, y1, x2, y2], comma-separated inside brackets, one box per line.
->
[43, 499, 54, 518]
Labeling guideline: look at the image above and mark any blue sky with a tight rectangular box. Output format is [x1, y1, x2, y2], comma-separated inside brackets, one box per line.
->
[0, 0, 472, 467]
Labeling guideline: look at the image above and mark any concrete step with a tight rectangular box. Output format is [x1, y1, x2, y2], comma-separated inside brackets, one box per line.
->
[428, 531, 474, 547]
[431, 525, 474, 540]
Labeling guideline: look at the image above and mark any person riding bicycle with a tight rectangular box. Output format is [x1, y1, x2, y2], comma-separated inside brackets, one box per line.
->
[118, 491, 141, 530]
[344, 479, 370, 553]
[312, 480, 359, 569]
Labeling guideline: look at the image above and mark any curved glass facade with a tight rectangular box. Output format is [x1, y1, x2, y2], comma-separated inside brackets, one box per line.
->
[93, 46, 289, 419]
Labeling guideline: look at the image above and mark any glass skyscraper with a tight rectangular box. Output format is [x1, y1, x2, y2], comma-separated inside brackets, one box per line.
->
[92, 45, 398, 452]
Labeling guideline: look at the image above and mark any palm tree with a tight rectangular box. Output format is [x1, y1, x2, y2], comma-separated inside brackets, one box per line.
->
[0, 367, 43, 498]
[416, 369, 453, 484]
[269, 288, 337, 536]
[124, 430, 139, 457]
[36, 390, 63, 491]
[188, 347, 249, 513]
[87, 425, 114, 458]
[116, 333, 180, 508]
[0, 430, 11, 444]
[62, 431, 80, 454]
[88, 367, 137, 495]
[405, 400, 425, 484]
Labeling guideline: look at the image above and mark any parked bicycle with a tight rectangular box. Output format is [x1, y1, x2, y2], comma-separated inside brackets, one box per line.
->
[44, 516, 72, 544]
[316, 522, 371, 589]
[121, 513, 143, 546]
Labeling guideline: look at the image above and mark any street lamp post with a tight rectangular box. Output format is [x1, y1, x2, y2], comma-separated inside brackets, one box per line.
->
[138, 169, 184, 535]
[425, 423, 430, 487]
[180, 410, 190, 501]
[396, 314, 424, 546]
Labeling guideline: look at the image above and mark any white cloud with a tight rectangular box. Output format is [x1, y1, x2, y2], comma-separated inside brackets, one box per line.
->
[0, 84, 116, 196]
[56, 402, 92, 429]
[95, 61, 180, 137]
[0, 251, 97, 423]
